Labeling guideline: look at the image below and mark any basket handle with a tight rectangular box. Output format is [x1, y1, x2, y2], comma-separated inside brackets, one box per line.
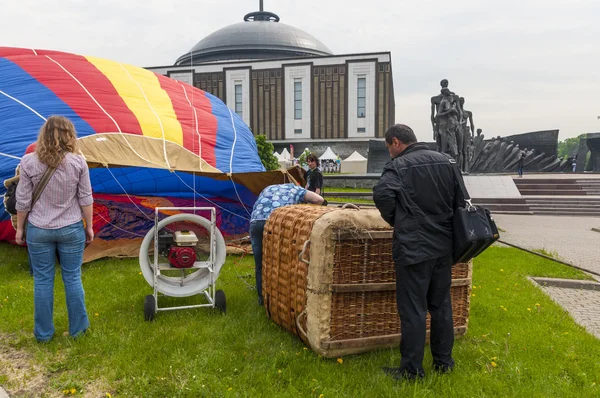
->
[341, 203, 360, 210]
[295, 309, 309, 341]
[299, 240, 311, 264]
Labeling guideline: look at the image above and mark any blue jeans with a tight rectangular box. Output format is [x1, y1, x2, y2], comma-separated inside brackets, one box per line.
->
[26, 221, 89, 342]
[249, 220, 266, 305]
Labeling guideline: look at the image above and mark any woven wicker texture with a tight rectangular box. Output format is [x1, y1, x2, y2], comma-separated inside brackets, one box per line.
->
[262, 204, 335, 333]
[262, 205, 472, 357]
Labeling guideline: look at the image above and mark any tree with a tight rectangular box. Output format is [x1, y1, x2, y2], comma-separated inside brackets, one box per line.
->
[297, 149, 311, 168]
[557, 134, 586, 158]
[254, 134, 280, 171]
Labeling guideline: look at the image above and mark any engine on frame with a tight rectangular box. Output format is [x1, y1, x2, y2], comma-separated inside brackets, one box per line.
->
[157, 230, 199, 268]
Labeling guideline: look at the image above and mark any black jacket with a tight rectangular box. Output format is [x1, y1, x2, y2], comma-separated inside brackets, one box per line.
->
[373, 143, 466, 265]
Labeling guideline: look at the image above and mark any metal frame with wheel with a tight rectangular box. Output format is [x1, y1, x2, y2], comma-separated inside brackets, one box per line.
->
[140, 207, 227, 321]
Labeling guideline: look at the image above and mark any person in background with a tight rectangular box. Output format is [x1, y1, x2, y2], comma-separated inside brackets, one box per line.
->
[373, 124, 466, 381]
[249, 183, 326, 305]
[517, 152, 526, 178]
[572, 155, 577, 173]
[16, 116, 94, 343]
[305, 154, 324, 195]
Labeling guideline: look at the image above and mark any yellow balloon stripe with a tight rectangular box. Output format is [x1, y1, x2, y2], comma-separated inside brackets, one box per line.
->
[86, 56, 183, 145]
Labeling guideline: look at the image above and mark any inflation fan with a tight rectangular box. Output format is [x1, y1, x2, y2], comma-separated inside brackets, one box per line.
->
[139, 207, 227, 320]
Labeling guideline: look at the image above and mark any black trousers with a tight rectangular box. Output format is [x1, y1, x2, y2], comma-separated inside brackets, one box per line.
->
[395, 255, 455, 376]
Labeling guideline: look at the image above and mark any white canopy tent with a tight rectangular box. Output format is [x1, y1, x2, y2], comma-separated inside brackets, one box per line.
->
[276, 148, 292, 169]
[341, 151, 368, 174]
[279, 148, 291, 160]
[319, 147, 338, 161]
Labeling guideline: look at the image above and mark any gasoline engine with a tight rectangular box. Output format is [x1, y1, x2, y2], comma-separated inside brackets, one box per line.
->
[158, 230, 199, 268]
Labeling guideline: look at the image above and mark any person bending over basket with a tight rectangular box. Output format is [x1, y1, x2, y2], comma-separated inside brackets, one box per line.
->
[249, 184, 327, 306]
[373, 124, 466, 381]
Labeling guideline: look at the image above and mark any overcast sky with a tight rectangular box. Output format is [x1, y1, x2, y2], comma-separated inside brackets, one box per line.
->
[3, 0, 599, 142]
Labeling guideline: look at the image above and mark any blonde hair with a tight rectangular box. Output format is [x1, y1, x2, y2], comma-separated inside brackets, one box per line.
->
[35, 116, 78, 168]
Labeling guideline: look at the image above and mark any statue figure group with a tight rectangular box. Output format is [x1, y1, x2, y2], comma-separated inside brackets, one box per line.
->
[430, 79, 474, 172]
[428, 80, 579, 173]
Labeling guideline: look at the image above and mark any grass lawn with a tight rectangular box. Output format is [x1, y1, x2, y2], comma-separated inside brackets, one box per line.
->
[0, 244, 599, 397]
[322, 188, 373, 193]
[326, 197, 375, 205]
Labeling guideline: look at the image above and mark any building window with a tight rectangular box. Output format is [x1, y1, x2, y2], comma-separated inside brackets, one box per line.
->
[357, 127, 366, 133]
[294, 129, 302, 134]
[234, 84, 243, 117]
[294, 80, 302, 120]
[357, 77, 366, 118]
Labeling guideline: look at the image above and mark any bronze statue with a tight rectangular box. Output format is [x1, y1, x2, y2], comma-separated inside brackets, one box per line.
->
[431, 79, 462, 152]
[436, 88, 460, 158]
[456, 97, 474, 171]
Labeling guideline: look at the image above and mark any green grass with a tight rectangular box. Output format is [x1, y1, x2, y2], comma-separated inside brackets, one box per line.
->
[324, 187, 373, 193]
[327, 197, 375, 205]
[1, 244, 599, 397]
[533, 248, 560, 259]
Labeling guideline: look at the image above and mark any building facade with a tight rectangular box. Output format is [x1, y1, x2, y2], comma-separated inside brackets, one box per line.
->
[145, 4, 394, 158]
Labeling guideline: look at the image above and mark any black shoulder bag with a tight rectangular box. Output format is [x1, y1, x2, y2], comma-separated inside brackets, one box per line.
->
[451, 165, 500, 264]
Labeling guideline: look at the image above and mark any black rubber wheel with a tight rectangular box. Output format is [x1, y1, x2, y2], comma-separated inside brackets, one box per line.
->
[215, 289, 226, 314]
[144, 294, 156, 321]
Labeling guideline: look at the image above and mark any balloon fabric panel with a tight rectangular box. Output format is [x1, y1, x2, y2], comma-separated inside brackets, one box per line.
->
[6, 53, 143, 136]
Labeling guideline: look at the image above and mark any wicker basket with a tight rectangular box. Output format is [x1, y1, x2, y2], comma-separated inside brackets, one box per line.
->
[262, 204, 472, 358]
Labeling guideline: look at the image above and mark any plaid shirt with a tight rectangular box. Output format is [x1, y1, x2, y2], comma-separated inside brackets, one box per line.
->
[16, 152, 93, 229]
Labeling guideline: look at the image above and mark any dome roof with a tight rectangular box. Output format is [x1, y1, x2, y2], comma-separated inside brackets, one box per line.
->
[175, 9, 332, 65]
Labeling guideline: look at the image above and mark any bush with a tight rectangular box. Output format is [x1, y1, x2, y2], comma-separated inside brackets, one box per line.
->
[297, 149, 311, 168]
[254, 134, 280, 171]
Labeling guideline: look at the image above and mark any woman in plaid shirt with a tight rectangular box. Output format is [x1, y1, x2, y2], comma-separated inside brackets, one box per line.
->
[16, 116, 94, 343]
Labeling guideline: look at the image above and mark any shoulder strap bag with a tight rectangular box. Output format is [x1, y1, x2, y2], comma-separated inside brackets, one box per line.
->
[451, 165, 500, 264]
[22, 156, 64, 238]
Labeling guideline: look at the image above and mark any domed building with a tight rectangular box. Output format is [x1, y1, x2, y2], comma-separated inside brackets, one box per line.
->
[146, 2, 395, 159]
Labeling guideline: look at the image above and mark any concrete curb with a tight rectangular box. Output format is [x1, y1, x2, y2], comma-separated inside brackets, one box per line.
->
[0, 386, 10, 398]
[531, 277, 600, 291]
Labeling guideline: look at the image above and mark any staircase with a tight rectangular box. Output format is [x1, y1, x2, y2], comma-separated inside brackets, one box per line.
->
[513, 178, 600, 196]
[524, 197, 600, 216]
[472, 198, 532, 215]
[498, 177, 600, 216]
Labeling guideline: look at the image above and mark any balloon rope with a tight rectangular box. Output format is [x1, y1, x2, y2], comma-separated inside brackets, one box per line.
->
[93, 210, 146, 238]
[228, 175, 252, 217]
[171, 171, 249, 221]
[103, 166, 154, 221]
[227, 107, 238, 173]
[46, 56, 160, 167]
[0, 152, 21, 160]
[179, 83, 202, 211]
[118, 63, 171, 169]
[0, 89, 46, 121]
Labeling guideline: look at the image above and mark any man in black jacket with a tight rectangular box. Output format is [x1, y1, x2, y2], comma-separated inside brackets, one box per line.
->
[373, 124, 466, 380]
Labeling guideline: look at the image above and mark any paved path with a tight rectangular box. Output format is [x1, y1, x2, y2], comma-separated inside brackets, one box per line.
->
[494, 214, 600, 276]
[539, 286, 600, 339]
[495, 213, 600, 340]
